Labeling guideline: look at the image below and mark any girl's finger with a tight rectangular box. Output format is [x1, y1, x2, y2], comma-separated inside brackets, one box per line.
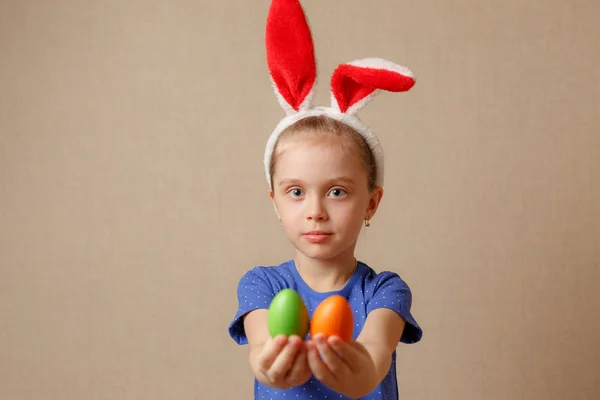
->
[285, 346, 308, 382]
[266, 336, 302, 383]
[256, 335, 288, 373]
[314, 334, 351, 378]
[307, 340, 338, 386]
[327, 336, 365, 372]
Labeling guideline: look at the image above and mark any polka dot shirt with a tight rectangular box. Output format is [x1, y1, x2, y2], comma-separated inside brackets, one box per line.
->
[228, 260, 422, 400]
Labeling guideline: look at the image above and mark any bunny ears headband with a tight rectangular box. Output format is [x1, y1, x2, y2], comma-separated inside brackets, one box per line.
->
[264, 0, 416, 188]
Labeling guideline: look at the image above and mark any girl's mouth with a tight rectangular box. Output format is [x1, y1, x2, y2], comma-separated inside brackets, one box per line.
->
[303, 231, 332, 243]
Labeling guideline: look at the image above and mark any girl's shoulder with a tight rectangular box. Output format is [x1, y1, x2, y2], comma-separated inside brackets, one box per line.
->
[354, 261, 423, 344]
[238, 260, 296, 291]
[357, 261, 410, 289]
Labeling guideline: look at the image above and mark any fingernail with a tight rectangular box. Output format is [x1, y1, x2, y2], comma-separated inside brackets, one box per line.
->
[275, 335, 287, 345]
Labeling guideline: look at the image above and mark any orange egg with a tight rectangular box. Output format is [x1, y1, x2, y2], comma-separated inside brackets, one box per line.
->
[310, 294, 354, 342]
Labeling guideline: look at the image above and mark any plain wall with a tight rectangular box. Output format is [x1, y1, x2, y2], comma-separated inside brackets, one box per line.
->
[1, 0, 599, 399]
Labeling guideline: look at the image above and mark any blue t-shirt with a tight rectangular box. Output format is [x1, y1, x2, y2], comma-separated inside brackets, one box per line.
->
[228, 260, 423, 400]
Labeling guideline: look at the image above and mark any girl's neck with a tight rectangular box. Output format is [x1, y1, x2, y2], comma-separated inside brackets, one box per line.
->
[294, 250, 358, 293]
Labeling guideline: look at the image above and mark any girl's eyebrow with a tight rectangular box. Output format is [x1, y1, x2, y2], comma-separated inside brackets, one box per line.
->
[328, 177, 356, 186]
[278, 177, 356, 187]
[278, 178, 305, 187]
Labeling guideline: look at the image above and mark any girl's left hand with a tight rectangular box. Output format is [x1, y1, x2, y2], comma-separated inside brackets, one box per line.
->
[306, 334, 379, 398]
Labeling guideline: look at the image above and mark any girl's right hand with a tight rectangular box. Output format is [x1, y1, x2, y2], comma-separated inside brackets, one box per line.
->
[252, 334, 311, 390]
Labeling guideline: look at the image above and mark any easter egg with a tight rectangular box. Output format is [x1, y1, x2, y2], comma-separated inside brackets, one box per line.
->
[310, 294, 354, 342]
[268, 288, 309, 338]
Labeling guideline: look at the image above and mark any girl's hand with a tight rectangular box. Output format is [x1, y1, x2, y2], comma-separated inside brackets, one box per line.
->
[306, 334, 379, 398]
[252, 334, 311, 390]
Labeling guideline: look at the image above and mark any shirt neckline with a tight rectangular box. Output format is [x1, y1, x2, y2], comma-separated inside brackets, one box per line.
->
[287, 259, 365, 300]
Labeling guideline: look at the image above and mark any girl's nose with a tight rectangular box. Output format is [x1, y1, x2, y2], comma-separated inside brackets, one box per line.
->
[306, 198, 328, 221]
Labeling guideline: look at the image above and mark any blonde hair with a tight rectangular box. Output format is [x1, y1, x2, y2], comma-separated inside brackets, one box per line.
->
[269, 115, 377, 191]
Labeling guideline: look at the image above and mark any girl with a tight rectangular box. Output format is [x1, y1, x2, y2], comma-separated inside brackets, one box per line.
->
[229, 1, 422, 399]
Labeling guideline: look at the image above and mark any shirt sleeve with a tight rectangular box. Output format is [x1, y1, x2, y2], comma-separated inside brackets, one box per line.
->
[366, 272, 423, 344]
[228, 268, 275, 345]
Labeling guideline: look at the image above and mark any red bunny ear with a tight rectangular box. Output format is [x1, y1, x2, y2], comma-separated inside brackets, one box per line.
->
[330, 58, 415, 114]
[266, 0, 317, 115]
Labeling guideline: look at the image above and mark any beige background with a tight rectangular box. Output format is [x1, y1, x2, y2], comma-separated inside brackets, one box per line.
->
[1, 0, 599, 399]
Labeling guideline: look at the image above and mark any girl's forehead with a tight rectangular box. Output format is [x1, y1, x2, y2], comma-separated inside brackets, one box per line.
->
[274, 140, 367, 183]
[277, 139, 356, 164]
[278, 132, 357, 155]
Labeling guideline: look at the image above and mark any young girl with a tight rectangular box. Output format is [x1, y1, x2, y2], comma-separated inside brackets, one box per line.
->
[229, 1, 422, 399]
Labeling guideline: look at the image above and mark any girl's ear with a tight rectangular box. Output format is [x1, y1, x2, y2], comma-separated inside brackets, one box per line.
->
[269, 190, 281, 220]
[365, 187, 384, 220]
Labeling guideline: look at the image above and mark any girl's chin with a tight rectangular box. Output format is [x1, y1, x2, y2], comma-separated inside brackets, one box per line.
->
[294, 244, 352, 262]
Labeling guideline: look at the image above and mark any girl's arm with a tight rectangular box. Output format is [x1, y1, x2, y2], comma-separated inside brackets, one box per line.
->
[244, 310, 270, 358]
[356, 308, 406, 383]
[244, 309, 271, 380]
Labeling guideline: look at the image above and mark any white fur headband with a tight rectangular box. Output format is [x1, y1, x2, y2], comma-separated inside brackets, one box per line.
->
[264, 0, 416, 188]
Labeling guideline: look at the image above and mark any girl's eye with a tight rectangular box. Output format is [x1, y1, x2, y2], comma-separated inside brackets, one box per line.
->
[289, 188, 304, 198]
[329, 188, 347, 197]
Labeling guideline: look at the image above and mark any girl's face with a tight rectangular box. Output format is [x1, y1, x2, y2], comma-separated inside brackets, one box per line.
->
[270, 132, 383, 262]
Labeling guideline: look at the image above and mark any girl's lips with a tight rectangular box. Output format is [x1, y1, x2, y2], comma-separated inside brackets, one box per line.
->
[303, 232, 332, 243]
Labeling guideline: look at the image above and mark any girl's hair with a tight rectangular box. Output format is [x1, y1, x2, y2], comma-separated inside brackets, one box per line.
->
[269, 115, 377, 191]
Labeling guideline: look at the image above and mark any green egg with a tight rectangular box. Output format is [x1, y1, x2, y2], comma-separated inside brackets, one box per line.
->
[268, 288, 309, 338]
